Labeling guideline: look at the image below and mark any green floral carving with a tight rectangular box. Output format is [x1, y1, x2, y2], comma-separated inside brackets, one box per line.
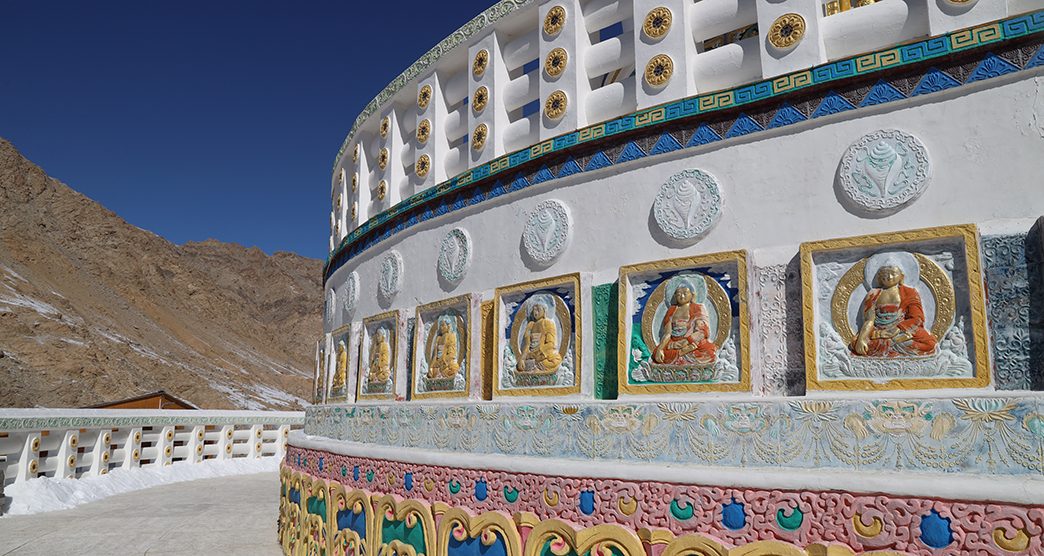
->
[591, 283, 618, 400]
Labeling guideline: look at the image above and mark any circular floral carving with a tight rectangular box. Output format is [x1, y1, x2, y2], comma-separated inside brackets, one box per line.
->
[472, 123, 488, 151]
[837, 129, 931, 213]
[644, 54, 674, 87]
[544, 48, 568, 78]
[342, 271, 360, 314]
[335, 194, 341, 209]
[379, 116, 390, 138]
[653, 169, 724, 242]
[438, 228, 472, 283]
[351, 202, 357, 221]
[643, 7, 672, 39]
[416, 154, 431, 178]
[352, 144, 359, 162]
[378, 147, 389, 170]
[768, 13, 806, 50]
[544, 90, 568, 120]
[416, 119, 431, 144]
[472, 86, 489, 114]
[351, 173, 358, 191]
[378, 251, 404, 300]
[377, 180, 387, 201]
[522, 199, 572, 265]
[544, 6, 566, 36]
[472, 49, 489, 77]
[418, 84, 432, 109]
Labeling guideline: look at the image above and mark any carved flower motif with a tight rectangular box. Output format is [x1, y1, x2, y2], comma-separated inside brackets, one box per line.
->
[644, 54, 673, 87]
[378, 148, 389, 170]
[379, 116, 390, 138]
[543, 5, 566, 36]
[416, 119, 431, 144]
[415, 154, 430, 178]
[472, 49, 489, 77]
[417, 84, 432, 109]
[377, 180, 387, 201]
[544, 48, 568, 78]
[768, 13, 806, 49]
[472, 86, 489, 114]
[643, 7, 672, 39]
[544, 90, 568, 120]
[471, 123, 488, 151]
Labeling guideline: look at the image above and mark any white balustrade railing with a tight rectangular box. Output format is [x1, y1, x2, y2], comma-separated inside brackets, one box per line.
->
[329, 0, 1038, 249]
[0, 409, 303, 488]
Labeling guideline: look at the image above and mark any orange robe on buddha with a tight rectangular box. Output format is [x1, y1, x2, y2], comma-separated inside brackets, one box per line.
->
[856, 284, 938, 357]
[654, 302, 717, 365]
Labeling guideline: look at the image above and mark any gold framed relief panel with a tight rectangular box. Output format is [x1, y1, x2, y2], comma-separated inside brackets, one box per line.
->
[358, 310, 400, 400]
[800, 224, 989, 391]
[312, 338, 327, 404]
[327, 324, 352, 402]
[617, 250, 750, 394]
[411, 294, 472, 400]
[493, 273, 582, 397]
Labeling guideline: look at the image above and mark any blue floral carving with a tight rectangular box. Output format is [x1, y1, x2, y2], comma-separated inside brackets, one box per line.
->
[860, 80, 906, 107]
[725, 115, 762, 138]
[967, 53, 1020, 83]
[687, 124, 721, 147]
[649, 133, 683, 156]
[768, 104, 807, 128]
[912, 68, 961, 96]
[811, 92, 856, 118]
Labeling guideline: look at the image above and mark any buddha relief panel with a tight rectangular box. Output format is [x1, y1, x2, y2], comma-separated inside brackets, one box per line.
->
[327, 325, 352, 403]
[358, 311, 401, 400]
[494, 274, 581, 397]
[412, 295, 473, 399]
[800, 224, 990, 390]
[618, 251, 750, 394]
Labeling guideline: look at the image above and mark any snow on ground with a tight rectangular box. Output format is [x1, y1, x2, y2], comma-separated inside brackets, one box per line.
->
[2, 456, 280, 516]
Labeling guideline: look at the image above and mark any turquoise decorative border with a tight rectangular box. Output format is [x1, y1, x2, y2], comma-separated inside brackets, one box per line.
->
[326, 12, 1044, 282]
[332, 0, 534, 173]
[306, 395, 1044, 477]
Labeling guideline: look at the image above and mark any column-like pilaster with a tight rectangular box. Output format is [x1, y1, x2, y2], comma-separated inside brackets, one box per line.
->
[539, 0, 590, 139]
[634, 0, 695, 108]
[415, 72, 449, 189]
[469, 32, 511, 165]
[755, 0, 827, 79]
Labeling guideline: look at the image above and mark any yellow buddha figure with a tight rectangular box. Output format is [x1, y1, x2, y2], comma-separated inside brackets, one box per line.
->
[330, 340, 348, 392]
[368, 328, 392, 384]
[852, 258, 938, 358]
[516, 301, 563, 374]
[428, 316, 460, 379]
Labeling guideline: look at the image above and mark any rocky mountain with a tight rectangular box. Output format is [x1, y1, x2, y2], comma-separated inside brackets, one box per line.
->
[0, 138, 320, 409]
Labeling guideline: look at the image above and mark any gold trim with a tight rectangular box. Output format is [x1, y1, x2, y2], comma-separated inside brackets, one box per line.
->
[544, 90, 568, 120]
[416, 154, 431, 178]
[643, 7, 673, 40]
[437, 508, 523, 556]
[418, 84, 432, 109]
[481, 300, 494, 400]
[472, 123, 489, 151]
[327, 323, 353, 403]
[618, 250, 751, 395]
[472, 86, 489, 114]
[523, 520, 645, 556]
[379, 116, 390, 138]
[473, 49, 489, 78]
[493, 273, 582, 397]
[544, 48, 568, 78]
[327, 483, 371, 555]
[410, 294, 473, 400]
[357, 309, 401, 400]
[372, 495, 436, 556]
[768, 13, 806, 50]
[543, 5, 566, 36]
[830, 254, 955, 346]
[416, 119, 431, 144]
[377, 147, 389, 170]
[644, 54, 674, 87]
[800, 224, 990, 391]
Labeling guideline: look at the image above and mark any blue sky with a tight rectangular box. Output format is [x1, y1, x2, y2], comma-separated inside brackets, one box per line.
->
[1, 0, 492, 260]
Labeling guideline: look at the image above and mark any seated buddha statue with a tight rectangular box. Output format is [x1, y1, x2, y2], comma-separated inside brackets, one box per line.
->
[427, 316, 460, 379]
[652, 280, 716, 366]
[368, 329, 392, 383]
[330, 341, 348, 392]
[852, 261, 938, 357]
[515, 301, 563, 374]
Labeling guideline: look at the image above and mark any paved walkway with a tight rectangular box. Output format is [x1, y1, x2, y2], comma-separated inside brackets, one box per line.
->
[0, 472, 281, 555]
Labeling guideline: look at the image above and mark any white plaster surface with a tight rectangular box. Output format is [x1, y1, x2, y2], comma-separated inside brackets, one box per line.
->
[326, 74, 1044, 332]
[0, 472, 280, 555]
[290, 431, 1044, 505]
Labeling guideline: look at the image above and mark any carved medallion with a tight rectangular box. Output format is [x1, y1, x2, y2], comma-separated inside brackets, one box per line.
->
[416, 154, 431, 178]
[377, 148, 389, 170]
[351, 173, 358, 191]
[325, 288, 336, 321]
[522, 199, 572, 265]
[377, 180, 387, 201]
[342, 271, 360, 314]
[544, 90, 568, 120]
[417, 84, 432, 110]
[544, 48, 568, 78]
[472, 86, 489, 114]
[838, 129, 931, 213]
[379, 116, 390, 138]
[416, 119, 431, 144]
[472, 123, 488, 151]
[543, 5, 566, 36]
[438, 228, 472, 284]
[644, 54, 673, 87]
[378, 251, 403, 300]
[653, 169, 724, 242]
[768, 13, 805, 49]
[643, 7, 672, 39]
[472, 49, 489, 78]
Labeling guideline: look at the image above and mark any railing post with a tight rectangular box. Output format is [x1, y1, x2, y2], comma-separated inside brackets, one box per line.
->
[755, 0, 827, 78]
[415, 71, 449, 189]
[121, 428, 142, 469]
[187, 425, 205, 463]
[55, 429, 79, 479]
[156, 425, 175, 467]
[88, 429, 112, 476]
[634, 0, 694, 109]
[538, 0, 591, 140]
[249, 424, 264, 459]
[275, 425, 290, 460]
[217, 425, 235, 460]
[15, 433, 41, 482]
[469, 30, 511, 164]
